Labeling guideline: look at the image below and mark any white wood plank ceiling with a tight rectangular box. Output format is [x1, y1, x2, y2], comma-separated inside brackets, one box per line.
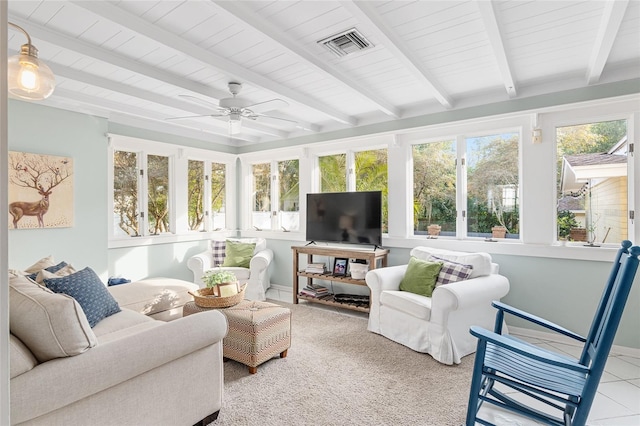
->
[6, 0, 640, 146]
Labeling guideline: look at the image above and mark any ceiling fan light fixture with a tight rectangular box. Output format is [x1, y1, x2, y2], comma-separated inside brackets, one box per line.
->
[229, 112, 242, 135]
[7, 23, 56, 100]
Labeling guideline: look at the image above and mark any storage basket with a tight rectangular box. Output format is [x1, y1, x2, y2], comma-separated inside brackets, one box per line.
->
[189, 283, 246, 308]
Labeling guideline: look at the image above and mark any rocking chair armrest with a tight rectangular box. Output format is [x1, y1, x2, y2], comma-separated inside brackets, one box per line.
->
[492, 301, 586, 343]
[470, 326, 588, 373]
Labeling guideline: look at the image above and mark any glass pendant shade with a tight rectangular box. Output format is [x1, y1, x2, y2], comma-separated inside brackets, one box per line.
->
[7, 44, 56, 100]
[229, 112, 242, 135]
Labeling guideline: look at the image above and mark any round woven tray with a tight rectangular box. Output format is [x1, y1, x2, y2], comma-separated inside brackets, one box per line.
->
[189, 283, 246, 308]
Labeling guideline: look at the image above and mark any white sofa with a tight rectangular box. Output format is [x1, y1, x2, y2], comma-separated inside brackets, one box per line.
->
[9, 275, 227, 426]
[187, 237, 273, 301]
[365, 246, 510, 365]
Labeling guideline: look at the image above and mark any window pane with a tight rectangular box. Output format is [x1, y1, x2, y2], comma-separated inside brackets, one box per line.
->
[252, 163, 271, 230]
[147, 154, 170, 235]
[556, 119, 627, 244]
[412, 141, 456, 236]
[355, 149, 388, 233]
[279, 159, 299, 231]
[211, 162, 226, 230]
[113, 150, 139, 237]
[466, 133, 520, 239]
[188, 160, 204, 231]
[319, 154, 346, 192]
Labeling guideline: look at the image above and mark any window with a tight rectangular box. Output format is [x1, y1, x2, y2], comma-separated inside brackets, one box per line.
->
[147, 154, 170, 235]
[252, 162, 271, 230]
[556, 119, 628, 244]
[412, 141, 456, 236]
[319, 154, 346, 192]
[109, 135, 234, 243]
[466, 132, 520, 239]
[211, 162, 226, 230]
[411, 132, 520, 239]
[113, 150, 139, 237]
[354, 149, 388, 233]
[278, 159, 299, 231]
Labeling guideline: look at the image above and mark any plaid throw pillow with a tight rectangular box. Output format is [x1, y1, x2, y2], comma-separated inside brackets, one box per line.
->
[210, 240, 226, 266]
[428, 255, 473, 286]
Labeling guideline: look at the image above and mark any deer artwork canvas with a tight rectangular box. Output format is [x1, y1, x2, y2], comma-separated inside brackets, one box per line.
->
[8, 151, 74, 229]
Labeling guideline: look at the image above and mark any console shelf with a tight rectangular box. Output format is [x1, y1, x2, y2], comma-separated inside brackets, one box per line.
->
[292, 245, 389, 313]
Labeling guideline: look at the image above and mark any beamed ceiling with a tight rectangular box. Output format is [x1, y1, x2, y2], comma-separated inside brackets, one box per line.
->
[7, 0, 640, 147]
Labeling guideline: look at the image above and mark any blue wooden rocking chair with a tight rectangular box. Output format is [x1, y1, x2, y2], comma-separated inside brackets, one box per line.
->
[466, 240, 640, 426]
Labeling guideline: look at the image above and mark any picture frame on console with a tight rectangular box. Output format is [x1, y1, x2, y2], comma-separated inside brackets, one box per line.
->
[333, 258, 348, 277]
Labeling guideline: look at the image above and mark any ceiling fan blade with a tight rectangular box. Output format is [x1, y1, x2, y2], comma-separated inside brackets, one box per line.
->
[178, 94, 221, 109]
[165, 113, 226, 121]
[254, 113, 298, 124]
[246, 98, 289, 114]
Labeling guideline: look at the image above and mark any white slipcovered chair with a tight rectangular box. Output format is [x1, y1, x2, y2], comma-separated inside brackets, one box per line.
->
[187, 237, 273, 301]
[365, 246, 510, 365]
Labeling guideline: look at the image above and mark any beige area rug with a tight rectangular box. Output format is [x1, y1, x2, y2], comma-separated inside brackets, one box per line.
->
[211, 301, 474, 426]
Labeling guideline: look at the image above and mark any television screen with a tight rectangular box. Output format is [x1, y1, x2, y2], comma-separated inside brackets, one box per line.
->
[306, 191, 382, 246]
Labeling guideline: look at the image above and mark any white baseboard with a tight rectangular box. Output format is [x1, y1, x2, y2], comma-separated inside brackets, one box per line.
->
[266, 284, 293, 303]
[508, 326, 640, 358]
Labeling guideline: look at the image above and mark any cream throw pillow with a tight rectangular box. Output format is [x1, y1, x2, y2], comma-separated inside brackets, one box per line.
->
[9, 276, 97, 362]
[35, 264, 77, 284]
[23, 255, 57, 274]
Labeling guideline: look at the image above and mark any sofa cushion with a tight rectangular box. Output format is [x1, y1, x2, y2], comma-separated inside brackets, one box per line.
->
[9, 334, 38, 379]
[380, 290, 432, 321]
[210, 240, 227, 266]
[23, 255, 57, 274]
[399, 257, 442, 297]
[428, 255, 473, 286]
[43, 267, 121, 327]
[92, 308, 160, 343]
[410, 247, 493, 278]
[34, 263, 77, 284]
[222, 239, 256, 268]
[107, 278, 199, 317]
[9, 276, 97, 363]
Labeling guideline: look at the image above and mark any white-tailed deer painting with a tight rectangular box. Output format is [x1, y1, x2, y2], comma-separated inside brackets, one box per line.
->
[8, 151, 73, 229]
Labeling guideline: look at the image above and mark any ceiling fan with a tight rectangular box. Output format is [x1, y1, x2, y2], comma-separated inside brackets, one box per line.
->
[167, 82, 296, 134]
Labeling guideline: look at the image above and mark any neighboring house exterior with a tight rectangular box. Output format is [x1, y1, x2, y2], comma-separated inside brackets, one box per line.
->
[560, 137, 628, 244]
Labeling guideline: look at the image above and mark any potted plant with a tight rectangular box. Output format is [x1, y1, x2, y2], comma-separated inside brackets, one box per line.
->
[202, 270, 238, 296]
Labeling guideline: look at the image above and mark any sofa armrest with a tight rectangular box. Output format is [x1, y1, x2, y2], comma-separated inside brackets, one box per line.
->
[250, 248, 273, 276]
[365, 264, 408, 333]
[11, 311, 228, 424]
[430, 274, 510, 325]
[187, 250, 213, 286]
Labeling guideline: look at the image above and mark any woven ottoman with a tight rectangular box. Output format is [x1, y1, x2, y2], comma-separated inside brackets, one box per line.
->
[183, 300, 291, 374]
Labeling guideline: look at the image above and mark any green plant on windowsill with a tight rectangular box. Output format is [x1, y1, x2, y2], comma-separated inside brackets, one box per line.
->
[203, 270, 237, 289]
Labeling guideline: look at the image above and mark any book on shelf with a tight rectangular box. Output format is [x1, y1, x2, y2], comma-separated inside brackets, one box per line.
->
[299, 284, 332, 299]
[304, 263, 326, 273]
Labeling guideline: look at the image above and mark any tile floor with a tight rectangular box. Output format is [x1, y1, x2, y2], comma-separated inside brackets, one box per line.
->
[267, 289, 640, 425]
[477, 332, 640, 425]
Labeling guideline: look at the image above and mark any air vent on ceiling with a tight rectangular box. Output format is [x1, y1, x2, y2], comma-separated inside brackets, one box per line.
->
[318, 28, 373, 57]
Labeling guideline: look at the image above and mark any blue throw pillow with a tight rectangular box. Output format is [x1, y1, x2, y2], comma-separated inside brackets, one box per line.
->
[26, 261, 68, 281]
[43, 267, 121, 327]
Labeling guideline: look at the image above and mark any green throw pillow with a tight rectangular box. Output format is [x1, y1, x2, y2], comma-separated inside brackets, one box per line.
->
[399, 257, 443, 297]
[222, 240, 256, 268]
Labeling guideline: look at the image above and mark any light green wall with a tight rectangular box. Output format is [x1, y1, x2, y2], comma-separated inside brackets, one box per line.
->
[275, 240, 640, 349]
[8, 100, 109, 278]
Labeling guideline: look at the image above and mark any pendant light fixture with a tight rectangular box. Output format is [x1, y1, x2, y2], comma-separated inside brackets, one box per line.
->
[7, 22, 55, 100]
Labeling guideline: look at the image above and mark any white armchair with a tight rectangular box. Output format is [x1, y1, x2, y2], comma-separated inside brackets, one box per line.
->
[365, 246, 509, 365]
[187, 238, 273, 301]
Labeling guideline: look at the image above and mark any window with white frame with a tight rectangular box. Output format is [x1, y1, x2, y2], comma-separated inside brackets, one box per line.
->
[556, 119, 628, 244]
[109, 136, 233, 241]
[250, 159, 300, 231]
[411, 131, 520, 239]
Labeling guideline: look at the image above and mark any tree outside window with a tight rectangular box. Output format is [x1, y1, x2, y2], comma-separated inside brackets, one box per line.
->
[211, 162, 226, 230]
[113, 150, 139, 237]
[355, 149, 388, 233]
[466, 133, 520, 238]
[188, 160, 204, 231]
[412, 141, 457, 236]
[252, 163, 271, 230]
[147, 155, 170, 235]
[319, 154, 346, 193]
[279, 159, 299, 231]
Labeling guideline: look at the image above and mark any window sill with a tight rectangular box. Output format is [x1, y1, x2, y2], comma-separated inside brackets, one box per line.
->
[108, 231, 237, 249]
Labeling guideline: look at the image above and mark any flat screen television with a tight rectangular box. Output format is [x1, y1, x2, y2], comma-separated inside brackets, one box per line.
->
[306, 191, 382, 247]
